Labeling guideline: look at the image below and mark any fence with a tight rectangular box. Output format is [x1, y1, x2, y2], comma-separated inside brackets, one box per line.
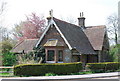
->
[0, 66, 14, 77]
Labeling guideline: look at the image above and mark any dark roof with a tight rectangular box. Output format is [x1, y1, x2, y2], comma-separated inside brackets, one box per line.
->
[11, 39, 38, 53]
[53, 18, 96, 54]
[84, 25, 105, 50]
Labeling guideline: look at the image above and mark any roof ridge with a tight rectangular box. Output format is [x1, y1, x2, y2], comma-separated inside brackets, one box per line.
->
[86, 25, 105, 28]
[53, 17, 80, 28]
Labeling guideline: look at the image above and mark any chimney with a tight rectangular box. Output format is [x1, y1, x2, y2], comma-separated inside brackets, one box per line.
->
[78, 12, 86, 29]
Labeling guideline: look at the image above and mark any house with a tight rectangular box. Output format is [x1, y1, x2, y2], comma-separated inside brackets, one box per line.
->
[12, 11, 109, 64]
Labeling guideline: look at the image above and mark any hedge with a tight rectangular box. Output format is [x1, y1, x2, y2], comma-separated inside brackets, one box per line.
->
[87, 62, 120, 72]
[14, 62, 82, 76]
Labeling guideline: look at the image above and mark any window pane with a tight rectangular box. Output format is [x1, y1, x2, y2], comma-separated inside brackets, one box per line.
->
[47, 50, 54, 61]
[58, 50, 63, 62]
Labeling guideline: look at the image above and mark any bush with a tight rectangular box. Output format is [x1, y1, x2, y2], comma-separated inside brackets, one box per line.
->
[87, 62, 120, 72]
[45, 73, 57, 76]
[14, 62, 82, 76]
[2, 52, 17, 66]
[109, 44, 120, 62]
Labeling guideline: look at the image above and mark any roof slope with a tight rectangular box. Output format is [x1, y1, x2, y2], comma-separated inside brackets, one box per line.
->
[53, 18, 96, 54]
[11, 39, 38, 53]
[84, 25, 105, 50]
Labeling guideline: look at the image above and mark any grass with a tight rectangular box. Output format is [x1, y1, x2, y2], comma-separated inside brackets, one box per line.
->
[0, 68, 14, 77]
[0, 72, 13, 76]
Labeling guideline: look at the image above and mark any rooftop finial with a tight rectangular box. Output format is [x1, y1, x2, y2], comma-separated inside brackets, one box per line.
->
[49, 9, 53, 18]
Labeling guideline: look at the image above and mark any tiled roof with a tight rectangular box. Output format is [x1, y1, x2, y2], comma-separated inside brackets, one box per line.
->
[53, 18, 96, 54]
[11, 39, 38, 53]
[84, 25, 105, 50]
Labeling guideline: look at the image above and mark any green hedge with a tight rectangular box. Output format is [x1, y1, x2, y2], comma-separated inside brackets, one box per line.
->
[14, 62, 82, 76]
[87, 62, 120, 72]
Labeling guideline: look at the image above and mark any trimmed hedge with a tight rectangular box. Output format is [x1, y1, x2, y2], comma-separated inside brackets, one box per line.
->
[87, 62, 120, 72]
[14, 62, 82, 76]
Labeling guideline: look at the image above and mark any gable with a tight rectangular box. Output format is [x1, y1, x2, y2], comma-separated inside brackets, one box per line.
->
[40, 25, 67, 47]
[84, 25, 106, 50]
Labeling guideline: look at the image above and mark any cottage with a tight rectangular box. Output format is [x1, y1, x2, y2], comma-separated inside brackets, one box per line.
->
[12, 11, 109, 64]
[12, 39, 38, 53]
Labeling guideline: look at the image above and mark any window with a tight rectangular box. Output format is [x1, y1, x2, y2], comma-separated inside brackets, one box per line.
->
[58, 50, 63, 62]
[47, 50, 54, 61]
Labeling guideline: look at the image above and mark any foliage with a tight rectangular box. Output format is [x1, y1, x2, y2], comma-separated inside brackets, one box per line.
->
[2, 52, 17, 66]
[16, 46, 45, 64]
[14, 62, 82, 76]
[33, 46, 45, 63]
[87, 62, 120, 73]
[0, 73, 13, 77]
[109, 44, 120, 62]
[16, 53, 42, 64]
[45, 73, 57, 76]
[0, 39, 13, 53]
[13, 13, 46, 41]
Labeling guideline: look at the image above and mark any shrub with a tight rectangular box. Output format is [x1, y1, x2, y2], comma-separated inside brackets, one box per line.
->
[14, 62, 82, 76]
[2, 52, 17, 66]
[109, 44, 120, 62]
[87, 62, 120, 72]
[45, 73, 57, 76]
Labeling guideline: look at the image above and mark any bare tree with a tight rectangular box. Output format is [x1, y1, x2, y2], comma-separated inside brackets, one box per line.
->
[0, 0, 6, 15]
[0, 0, 7, 41]
[107, 14, 118, 45]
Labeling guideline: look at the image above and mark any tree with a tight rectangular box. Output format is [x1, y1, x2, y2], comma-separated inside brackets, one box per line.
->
[0, 0, 7, 41]
[0, 0, 6, 15]
[107, 14, 118, 45]
[109, 44, 120, 62]
[2, 52, 16, 66]
[13, 13, 46, 41]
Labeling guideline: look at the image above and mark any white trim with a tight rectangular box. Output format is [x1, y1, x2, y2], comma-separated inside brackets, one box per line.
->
[35, 20, 53, 47]
[36, 19, 72, 50]
[53, 21, 72, 50]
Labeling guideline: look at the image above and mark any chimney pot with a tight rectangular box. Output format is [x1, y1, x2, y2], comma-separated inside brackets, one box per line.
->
[78, 12, 85, 29]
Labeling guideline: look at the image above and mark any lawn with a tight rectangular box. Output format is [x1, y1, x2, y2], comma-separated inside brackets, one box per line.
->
[0, 72, 13, 77]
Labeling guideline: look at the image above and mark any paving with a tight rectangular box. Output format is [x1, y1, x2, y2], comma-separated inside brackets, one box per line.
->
[0, 72, 120, 81]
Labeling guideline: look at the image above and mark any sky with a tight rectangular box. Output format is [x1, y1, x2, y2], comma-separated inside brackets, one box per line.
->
[1, 0, 120, 30]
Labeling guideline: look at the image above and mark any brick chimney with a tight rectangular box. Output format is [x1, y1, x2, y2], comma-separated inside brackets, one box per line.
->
[78, 12, 86, 29]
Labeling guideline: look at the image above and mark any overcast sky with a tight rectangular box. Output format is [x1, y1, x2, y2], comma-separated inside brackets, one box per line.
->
[2, 0, 120, 29]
